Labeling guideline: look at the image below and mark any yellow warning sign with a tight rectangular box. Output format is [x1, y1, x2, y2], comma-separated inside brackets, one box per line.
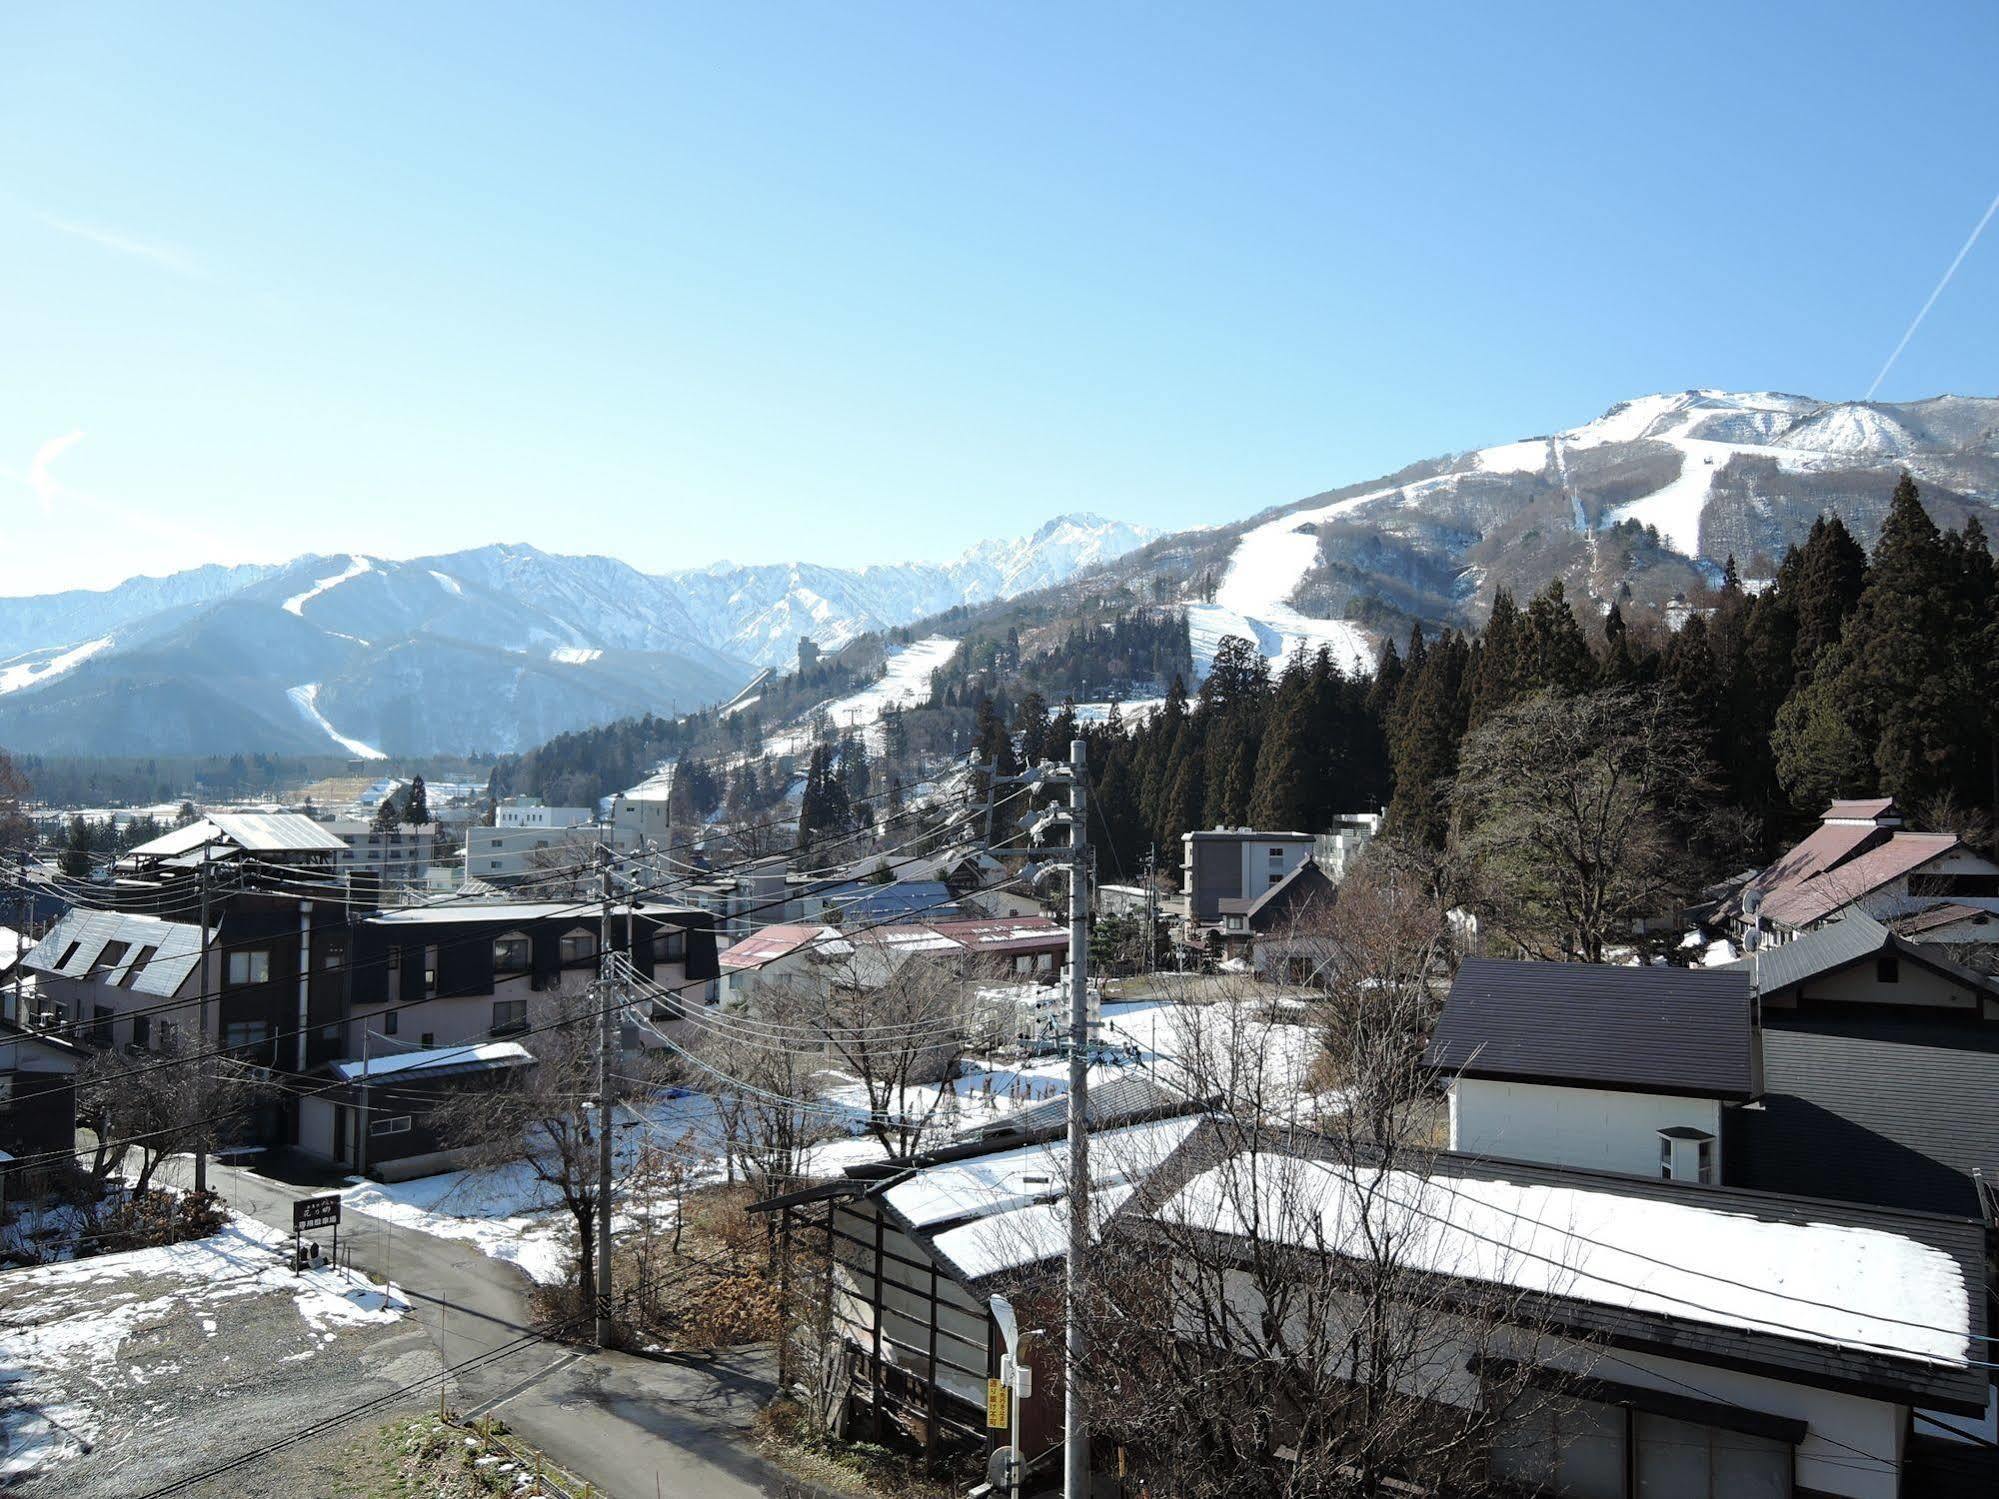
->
[986, 1378, 1009, 1429]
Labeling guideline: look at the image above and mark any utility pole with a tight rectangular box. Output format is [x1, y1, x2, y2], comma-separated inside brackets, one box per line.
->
[595, 844, 616, 1348]
[1063, 735, 1089, 1499]
[356, 1027, 371, 1179]
[195, 856, 212, 1194]
[1143, 843, 1157, 976]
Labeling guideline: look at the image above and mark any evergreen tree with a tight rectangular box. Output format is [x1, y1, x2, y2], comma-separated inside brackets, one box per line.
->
[402, 775, 430, 826]
[1521, 580, 1595, 693]
[60, 814, 93, 879]
[1384, 630, 1470, 849]
[1248, 677, 1314, 830]
[1466, 589, 1525, 727]
[1788, 514, 1868, 675]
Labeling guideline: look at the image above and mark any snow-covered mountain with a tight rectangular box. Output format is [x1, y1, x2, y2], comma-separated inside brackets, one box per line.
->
[902, 391, 1999, 692]
[0, 514, 1152, 757]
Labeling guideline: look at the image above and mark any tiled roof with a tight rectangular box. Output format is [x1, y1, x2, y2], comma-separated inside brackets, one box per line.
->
[718, 923, 836, 970]
[1731, 1016, 1999, 1219]
[1424, 958, 1756, 1099]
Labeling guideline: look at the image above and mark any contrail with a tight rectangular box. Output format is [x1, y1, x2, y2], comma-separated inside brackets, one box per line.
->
[1866, 187, 1999, 400]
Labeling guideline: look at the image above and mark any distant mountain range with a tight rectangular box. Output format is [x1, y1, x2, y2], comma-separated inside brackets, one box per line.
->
[0, 514, 1152, 758]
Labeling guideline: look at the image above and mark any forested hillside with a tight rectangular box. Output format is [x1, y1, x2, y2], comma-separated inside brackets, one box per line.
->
[1017, 476, 1996, 953]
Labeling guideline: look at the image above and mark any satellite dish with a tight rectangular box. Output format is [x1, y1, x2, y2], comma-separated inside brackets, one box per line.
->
[1743, 888, 1763, 917]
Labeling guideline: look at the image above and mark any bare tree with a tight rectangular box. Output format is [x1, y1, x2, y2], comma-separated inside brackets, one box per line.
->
[78, 1034, 273, 1197]
[435, 993, 671, 1327]
[1450, 686, 1712, 962]
[1066, 861, 1580, 1496]
[697, 989, 829, 1193]
[802, 945, 983, 1159]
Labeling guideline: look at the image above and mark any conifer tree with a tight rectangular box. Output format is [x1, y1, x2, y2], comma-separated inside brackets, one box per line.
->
[402, 775, 430, 825]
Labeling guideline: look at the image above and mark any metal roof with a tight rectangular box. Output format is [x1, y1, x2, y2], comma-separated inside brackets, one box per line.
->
[22, 908, 205, 998]
[328, 1040, 534, 1082]
[1424, 958, 1756, 1099]
[1732, 911, 1997, 999]
[1730, 1016, 1999, 1219]
[1759, 833, 1965, 929]
[127, 812, 347, 858]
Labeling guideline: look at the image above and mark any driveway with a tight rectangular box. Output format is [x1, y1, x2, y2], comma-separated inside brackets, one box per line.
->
[157, 1154, 791, 1499]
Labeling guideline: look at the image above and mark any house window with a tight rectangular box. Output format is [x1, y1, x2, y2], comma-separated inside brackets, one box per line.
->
[91, 1006, 114, 1047]
[493, 934, 531, 973]
[424, 946, 438, 998]
[1490, 1392, 1624, 1498]
[1268, 847, 1284, 861]
[383, 1008, 399, 1036]
[227, 950, 271, 985]
[1876, 954, 1900, 983]
[1635, 1412, 1789, 1495]
[419, 1032, 435, 1047]
[491, 999, 527, 1035]
[658, 928, 686, 963]
[1697, 1137, 1714, 1185]
[132, 1014, 151, 1049]
[370, 1115, 412, 1137]
[118, 945, 158, 988]
[222, 1021, 264, 1050]
[560, 931, 597, 966]
[1658, 1136, 1672, 1179]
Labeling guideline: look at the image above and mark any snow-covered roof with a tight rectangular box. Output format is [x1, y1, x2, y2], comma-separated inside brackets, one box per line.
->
[881, 1113, 1204, 1281]
[329, 1040, 533, 1081]
[369, 898, 698, 927]
[1157, 1151, 1977, 1371]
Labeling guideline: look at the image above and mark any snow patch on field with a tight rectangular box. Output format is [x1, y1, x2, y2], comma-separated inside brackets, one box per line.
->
[0, 636, 113, 695]
[282, 554, 372, 616]
[763, 635, 958, 758]
[286, 682, 387, 760]
[0, 1216, 406, 1482]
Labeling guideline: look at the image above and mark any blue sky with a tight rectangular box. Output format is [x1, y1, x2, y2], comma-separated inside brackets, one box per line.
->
[5, 3, 1996, 594]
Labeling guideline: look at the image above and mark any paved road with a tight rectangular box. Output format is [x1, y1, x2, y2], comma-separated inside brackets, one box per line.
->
[158, 1155, 789, 1499]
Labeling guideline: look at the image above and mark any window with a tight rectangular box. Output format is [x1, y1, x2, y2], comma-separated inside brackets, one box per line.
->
[118, 945, 158, 988]
[132, 1014, 151, 1049]
[223, 1020, 264, 1050]
[387, 947, 401, 975]
[89, 940, 131, 976]
[91, 1006, 114, 1047]
[1697, 1137, 1715, 1185]
[323, 941, 346, 971]
[1635, 1412, 1789, 1497]
[1491, 1393, 1625, 1499]
[1659, 1135, 1673, 1180]
[370, 1115, 412, 1137]
[227, 950, 271, 985]
[1267, 846, 1284, 862]
[156, 1019, 176, 1050]
[560, 931, 597, 965]
[424, 946, 438, 998]
[658, 928, 686, 963]
[383, 1008, 399, 1036]
[1269, 873, 1284, 887]
[493, 933, 531, 972]
[1876, 954, 1900, 983]
[491, 999, 527, 1035]
[419, 1032, 435, 1048]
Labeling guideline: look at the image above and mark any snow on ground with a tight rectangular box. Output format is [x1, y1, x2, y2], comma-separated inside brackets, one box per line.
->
[282, 554, 372, 616]
[549, 646, 604, 664]
[763, 635, 959, 758]
[0, 1216, 407, 1482]
[286, 682, 387, 760]
[429, 568, 463, 595]
[0, 636, 113, 696]
[1101, 996, 1323, 1114]
[341, 1090, 726, 1284]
